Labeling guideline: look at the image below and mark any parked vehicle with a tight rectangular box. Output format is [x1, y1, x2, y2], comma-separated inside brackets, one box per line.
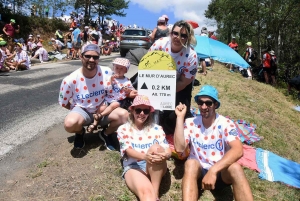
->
[119, 28, 152, 57]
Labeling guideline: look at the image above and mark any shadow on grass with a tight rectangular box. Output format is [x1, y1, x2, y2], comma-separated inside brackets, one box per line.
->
[159, 169, 172, 197]
[68, 130, 105, 158]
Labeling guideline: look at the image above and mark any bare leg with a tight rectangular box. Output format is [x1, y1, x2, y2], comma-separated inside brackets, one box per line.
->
[263, 71, 269, 84]
[64, 112, 86, 133]
[221, 162, 253, 201]
[182, 159, 201, 201]
[146, 144, 168, 198]
[124, 169, 156, 201]
[201, 61, 207, 75]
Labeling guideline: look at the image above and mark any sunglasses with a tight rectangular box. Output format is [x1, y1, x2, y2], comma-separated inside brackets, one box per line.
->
[135, 108, 150, 115]
[172, 31, 188, 39]
[84, 55, 100, 60]
[197, 100, 214, 107]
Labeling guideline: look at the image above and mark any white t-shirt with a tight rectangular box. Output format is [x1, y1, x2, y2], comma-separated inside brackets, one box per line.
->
[0, 49, 7, 65]
[105, 77, 134, 103]
[35, 47, 48, 61]
[58, 66, 113, 113]
[117, 122, 169, 167]
[14, 50, 30, 69]
[54, 39, 65, 47]
[149, 37, 198, 79]
[184, 114, 240, 170]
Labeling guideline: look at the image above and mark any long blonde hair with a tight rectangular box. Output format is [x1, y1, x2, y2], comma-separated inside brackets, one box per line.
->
[171, 20, 197, 48]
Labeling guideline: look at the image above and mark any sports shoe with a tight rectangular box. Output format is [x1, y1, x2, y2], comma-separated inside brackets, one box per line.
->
[99, 130, 115, 151]
[74, 129, 85, 149]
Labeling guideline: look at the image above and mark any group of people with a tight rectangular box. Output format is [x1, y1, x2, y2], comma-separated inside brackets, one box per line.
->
[58, 19, 254, 201]
[227, 37, 278, 85]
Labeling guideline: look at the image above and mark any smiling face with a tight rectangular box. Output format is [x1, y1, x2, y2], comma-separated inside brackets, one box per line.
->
[132, 105, 151, 127]
[197, 96, 217, 119]
[81, 50, 100, 72]
[171, 26, 188, 52]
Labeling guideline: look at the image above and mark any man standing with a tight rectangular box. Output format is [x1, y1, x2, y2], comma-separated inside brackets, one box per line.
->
[174, 85, 253, 201]
[228, 37, 239, 72]
[3, 19, 20, 52]
[71, 25, 82, 59]
[262, 49, 272, 84]
[58, 44, 128, 149]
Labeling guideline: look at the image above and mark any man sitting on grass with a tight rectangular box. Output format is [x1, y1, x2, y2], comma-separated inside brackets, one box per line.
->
[174, 85, 253, 201]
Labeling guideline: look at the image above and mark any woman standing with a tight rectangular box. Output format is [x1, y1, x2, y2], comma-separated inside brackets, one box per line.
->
[117, 95, 172, 201]
[150, 17, 169, 43]
[149, 20, 198, 134]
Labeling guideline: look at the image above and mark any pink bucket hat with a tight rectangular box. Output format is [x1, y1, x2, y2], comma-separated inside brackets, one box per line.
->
[112, 58, 131, 71]
[129, 95, 155, 113]
[37, 42, 43, 47]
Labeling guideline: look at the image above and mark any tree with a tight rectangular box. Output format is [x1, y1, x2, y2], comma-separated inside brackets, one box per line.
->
[205, 0, 300, 80]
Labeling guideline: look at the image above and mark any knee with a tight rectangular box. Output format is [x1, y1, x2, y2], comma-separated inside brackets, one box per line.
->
[184, 159, 200, 177]
[118, 109, 129, 124]
[147, 144, 163, 154]
[227, 162, 244, 178]
[64, 117, 79, 133]
[139, 187, 155, 199]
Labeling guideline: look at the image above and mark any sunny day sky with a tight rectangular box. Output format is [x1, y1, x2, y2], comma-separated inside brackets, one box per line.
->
[109, 0, 216, 34]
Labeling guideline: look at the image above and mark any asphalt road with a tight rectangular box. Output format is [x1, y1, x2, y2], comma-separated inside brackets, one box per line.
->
[0, 53, 137, 160]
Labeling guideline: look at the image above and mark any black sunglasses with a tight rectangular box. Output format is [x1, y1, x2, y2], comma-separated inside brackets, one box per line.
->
[135, 108, 150, 115]
[84, 55, 100, 60]
[172, 31, 188, 39]
[197, 100, 214, 107]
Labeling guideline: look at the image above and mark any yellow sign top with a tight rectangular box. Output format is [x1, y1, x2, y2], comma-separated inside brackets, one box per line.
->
[138, 51, 176, 71]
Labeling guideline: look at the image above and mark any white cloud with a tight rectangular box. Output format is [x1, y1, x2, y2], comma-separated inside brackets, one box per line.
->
[130, 0, 217, 34]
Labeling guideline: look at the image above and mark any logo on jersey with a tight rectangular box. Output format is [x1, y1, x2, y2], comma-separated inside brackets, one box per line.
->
[190, 68, 197, 75]
[229, 129, 238, 136]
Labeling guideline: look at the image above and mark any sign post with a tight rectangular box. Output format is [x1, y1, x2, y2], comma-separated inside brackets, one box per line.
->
[138, 51, 177, 110]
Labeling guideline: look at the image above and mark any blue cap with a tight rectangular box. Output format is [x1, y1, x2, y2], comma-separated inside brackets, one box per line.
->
[194, 85, 221, 109]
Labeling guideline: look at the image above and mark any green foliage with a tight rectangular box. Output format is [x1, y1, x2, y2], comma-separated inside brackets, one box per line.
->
[205, 0, 300, 82]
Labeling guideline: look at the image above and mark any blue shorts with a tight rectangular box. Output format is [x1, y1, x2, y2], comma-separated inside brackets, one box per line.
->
[122, 160, 147, 179]
[200, 168, 231, 190]
[67, 42, 72, 49]
[69, 106, 109, 126]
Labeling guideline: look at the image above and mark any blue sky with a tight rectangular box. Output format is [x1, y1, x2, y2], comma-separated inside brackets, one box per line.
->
[110, 0, 216, 34]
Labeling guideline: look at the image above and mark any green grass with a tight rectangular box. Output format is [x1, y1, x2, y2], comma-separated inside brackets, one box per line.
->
[89, 63, 300, 200]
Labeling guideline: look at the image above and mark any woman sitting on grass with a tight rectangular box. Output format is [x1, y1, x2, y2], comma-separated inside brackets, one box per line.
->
[117, 95, 172, 201]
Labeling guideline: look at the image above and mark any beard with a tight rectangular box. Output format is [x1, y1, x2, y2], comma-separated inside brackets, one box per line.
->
[84, 62, 97, 71]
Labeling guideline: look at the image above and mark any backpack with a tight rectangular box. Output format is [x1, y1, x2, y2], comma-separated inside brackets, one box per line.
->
[250, 48, 258, 61]
[270, 56, 277, 69]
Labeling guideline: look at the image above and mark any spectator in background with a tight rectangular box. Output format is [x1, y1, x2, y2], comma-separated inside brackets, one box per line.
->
[208, 31, 217, 69]
[287, 69, 300, 99]
[82, 26, 90, 44]
[228, 37, 238, 72]
[34, 34, 42, 44]
[150, 16, 169, 43]
[70, 18, 77, 29]
[0, 40, 13, 72]
[65, 28, 73, 59]
[51, 38, 65, 52]
[269, 50, 277, 86]
[31, 42, 48, 63]
[162, 14, 169, 25]
[101, 40, 112, 56]
[71, 24, 81, 60]
[55, 29, 64, 43]
[243, 42, 254, 79]
[97, 27, 103, 48]
[262, 48, 272, 84]
[199, 27, 208, 75]
[3, 19, 20, 52]
[10, 43, 30, 71]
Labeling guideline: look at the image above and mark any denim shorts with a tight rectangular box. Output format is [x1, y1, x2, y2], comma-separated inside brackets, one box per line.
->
[69, 106, 109, 126]
[122, 160, 147, 179]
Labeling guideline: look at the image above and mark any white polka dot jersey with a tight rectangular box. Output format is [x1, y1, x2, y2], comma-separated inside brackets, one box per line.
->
[117, 122, 169, 167]
[58, 66, 112, 113]
[184, 114, 240, 170]
[149, 37, 198, 80]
